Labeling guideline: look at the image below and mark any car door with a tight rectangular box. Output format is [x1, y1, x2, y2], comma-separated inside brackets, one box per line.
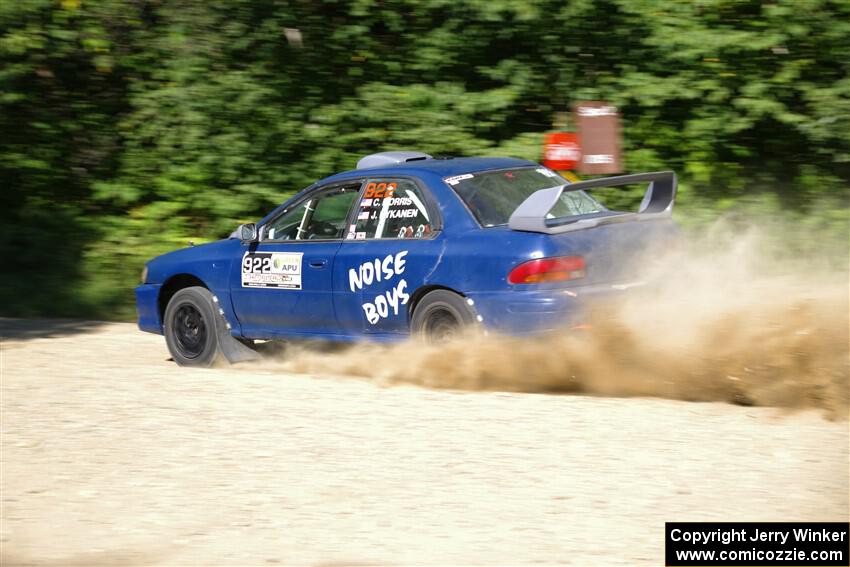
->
[231, 181, 362, 338]
[332, 176, 444, 335]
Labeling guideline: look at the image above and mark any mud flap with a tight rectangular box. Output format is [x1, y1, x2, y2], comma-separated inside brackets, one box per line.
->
[206, 294, 262, 364]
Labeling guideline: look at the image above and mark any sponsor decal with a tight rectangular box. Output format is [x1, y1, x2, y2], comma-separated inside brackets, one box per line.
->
[385, 197, 413, 206]
[415, 224, 430, 238]
[363, 182, 396, 199]
[241, 251, 303, 289]
[444, 173, 473, 185]
[355, 231, 366, 240]
[385, 208, 419, 219]
[348, 251, 410, 325]
[360, 196, 413, 213]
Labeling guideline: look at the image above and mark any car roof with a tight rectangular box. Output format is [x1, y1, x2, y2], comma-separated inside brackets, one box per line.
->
[258, 156, 540, 228]
[318, 156, 537, 184]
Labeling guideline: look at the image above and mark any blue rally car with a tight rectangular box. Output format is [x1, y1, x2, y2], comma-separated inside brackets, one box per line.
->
[135, 151, 677, 366]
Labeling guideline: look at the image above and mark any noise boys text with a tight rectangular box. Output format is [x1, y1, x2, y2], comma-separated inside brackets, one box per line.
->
[348, 251, 410, 325]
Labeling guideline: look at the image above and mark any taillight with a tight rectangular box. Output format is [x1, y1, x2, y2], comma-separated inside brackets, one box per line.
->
[508, 256, 586, 284]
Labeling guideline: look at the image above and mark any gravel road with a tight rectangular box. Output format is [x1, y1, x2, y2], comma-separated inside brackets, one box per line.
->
[1, 319, 848, 566]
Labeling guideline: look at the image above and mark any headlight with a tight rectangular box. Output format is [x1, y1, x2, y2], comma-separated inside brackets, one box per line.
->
[141, 265, 148, 284]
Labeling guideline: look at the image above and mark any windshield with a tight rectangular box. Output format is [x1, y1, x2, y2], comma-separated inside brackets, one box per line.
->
[449, 167, 605, 227]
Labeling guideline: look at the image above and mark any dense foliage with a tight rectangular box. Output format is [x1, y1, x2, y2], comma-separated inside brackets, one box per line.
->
[2, 0, 848, 318]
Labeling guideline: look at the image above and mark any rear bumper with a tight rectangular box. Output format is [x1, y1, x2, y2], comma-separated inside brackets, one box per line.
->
[466, 282, 641, 335]
[135, 283, 163, 334]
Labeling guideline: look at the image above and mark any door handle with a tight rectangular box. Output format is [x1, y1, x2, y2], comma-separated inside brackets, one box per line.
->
[309, 259, 328, 269]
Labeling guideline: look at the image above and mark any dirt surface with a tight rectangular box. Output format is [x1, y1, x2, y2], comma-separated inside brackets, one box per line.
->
[1, 319, 848, 566]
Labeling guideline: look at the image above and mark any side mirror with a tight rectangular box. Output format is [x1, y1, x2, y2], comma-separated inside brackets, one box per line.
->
[236, 223, 257, 243]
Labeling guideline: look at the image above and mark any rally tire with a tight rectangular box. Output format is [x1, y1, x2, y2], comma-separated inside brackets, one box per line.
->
[163, 286, 222, 367]
[411, 290, 478, 343]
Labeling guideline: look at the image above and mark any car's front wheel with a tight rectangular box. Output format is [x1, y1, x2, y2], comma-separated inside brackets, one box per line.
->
[164, 286, 222, 367]
[411, 289, 478, 343]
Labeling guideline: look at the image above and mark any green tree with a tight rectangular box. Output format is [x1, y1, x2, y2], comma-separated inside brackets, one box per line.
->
[1, 0, 847, 318]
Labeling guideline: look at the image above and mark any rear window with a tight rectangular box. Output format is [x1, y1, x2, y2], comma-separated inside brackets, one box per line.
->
[448, 167, 604, 227]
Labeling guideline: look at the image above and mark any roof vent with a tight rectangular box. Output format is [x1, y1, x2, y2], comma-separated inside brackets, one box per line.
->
[356, 151, 433, 170]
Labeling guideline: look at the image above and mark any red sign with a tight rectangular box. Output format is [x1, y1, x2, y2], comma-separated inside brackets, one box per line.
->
[543, 132, 581, 171]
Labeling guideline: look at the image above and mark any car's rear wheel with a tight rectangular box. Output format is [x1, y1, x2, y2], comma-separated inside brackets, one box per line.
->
[164, 286, 222, 367]
[411, 289, 478, 343]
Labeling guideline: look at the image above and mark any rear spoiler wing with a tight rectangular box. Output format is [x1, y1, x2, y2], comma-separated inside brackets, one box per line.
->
[508, 171, 677, 234]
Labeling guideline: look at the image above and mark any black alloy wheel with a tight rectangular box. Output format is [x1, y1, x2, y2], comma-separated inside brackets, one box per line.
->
[163, 286, 222, 367]
[411, 289, 478, 343]
[171, 303, 208, 359]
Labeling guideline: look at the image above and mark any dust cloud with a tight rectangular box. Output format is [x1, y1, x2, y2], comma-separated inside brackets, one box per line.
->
[256, 220, 849, 417]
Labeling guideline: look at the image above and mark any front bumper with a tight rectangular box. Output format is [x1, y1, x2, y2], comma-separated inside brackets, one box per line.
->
[135, 283, 163, 334]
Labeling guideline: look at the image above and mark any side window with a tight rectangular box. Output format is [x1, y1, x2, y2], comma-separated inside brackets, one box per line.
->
[263, 184, 360, 241]
[348, 179, 434, 240]
[263, 205, 304, 241]
[303, 189, 358, 239]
